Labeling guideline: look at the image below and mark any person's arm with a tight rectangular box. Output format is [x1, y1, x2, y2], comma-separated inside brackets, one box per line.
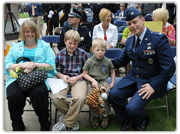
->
[83, 70, 99, 88]
[8, 62, 34, 72]
[163, 25, 176, 46]
[121, 27, 129, 45]
[107, 26, 118, 48]
[57, 27, 66, 51]
[79, 27, 92, 52]
[92, 25, 98, 41]
[56, 72, 70, 84]
[109, 69, 115, 89]
[139, 34, 176, 100]
[69, 73, 84, 85]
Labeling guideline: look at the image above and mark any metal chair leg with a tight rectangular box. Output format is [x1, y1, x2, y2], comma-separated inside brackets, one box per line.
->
[165, 92, 170, 118]
[49, 97, 52, 125]
[55, 108, 58, 124]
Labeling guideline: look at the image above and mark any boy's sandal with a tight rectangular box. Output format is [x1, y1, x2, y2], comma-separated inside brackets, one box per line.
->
[92, 116, 99, 128]
[101, 116, 108, 129]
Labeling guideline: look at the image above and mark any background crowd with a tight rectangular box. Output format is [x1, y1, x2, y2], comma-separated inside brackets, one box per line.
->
[25, 3, 176, 50]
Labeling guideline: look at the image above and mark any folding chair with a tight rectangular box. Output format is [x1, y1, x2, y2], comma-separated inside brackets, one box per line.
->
[106, 48, 124, 82]
[120, 17, 126, 21]
[105, 48, 123, 59]
[145, 46, 176, 117]
[24, 93, 52, 125]
[117, 33, 123, 48]
[41, 35, 60, 54]
[112, 17, 119, 23]
[118, 33, 123, 42]
[105, 48, 128, 76]
[118, 26, 127, 33]
[114, 20, 127, 28]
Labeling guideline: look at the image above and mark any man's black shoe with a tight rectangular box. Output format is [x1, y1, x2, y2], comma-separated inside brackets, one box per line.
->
[134, 116, 150, 131]
[121, 120, 133, 131]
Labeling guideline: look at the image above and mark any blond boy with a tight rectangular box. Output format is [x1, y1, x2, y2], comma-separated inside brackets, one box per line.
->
[83, 38, 115, 128]
[50, 30, 89, 131]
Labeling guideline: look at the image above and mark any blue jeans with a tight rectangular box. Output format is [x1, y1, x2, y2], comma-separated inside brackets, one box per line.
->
[109, 83, 158, 126]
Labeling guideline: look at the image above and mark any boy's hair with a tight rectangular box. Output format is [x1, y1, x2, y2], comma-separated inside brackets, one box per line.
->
[19, 20, 41, 41]
[64, 30, 80, 43]
[92, 38, 107, 50]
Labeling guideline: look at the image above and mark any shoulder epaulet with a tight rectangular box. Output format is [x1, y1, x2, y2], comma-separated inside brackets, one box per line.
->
[150, 31, 163, 36]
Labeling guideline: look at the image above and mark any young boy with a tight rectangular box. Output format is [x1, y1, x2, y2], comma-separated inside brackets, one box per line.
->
[50, 30, 89, 131]
[83, 38, 115, 128]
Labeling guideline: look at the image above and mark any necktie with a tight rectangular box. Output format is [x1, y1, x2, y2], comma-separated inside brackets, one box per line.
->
[133, 37, 140, 52]
[32, 4, 35, 16]
[104, 34, 107, 41]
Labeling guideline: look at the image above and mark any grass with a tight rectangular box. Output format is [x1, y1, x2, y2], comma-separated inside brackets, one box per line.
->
[19, 13, 45, 24]
[79, 89, 176, 131]
[19, 13, 29, 18]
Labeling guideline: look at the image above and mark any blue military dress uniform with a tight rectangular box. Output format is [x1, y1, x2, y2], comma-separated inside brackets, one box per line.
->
[108, 7, 176, 128]
[57, 9, 92, 53]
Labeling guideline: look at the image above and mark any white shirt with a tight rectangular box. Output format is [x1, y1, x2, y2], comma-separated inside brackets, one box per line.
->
[93, 22, 118, 48]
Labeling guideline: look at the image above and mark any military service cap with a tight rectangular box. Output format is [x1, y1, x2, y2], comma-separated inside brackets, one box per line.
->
[68, 8, 83, 19]
[126, 7, 142, 21]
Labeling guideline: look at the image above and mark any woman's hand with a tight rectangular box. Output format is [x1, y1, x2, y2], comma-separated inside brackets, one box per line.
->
[24, 68, 33, 74]
[22, 62, 36, 70]
[107, 44, 113, 48]
[27, 62, 36, 69]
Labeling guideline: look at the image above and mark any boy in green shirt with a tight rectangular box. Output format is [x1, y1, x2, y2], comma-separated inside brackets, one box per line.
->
[83, 38, 115, 129]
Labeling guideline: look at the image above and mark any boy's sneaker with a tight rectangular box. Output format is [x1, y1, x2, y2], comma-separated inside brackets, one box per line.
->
[52, 115, 64, 131]
[52, 115, 79, 131]
[72, 121, 79, 131]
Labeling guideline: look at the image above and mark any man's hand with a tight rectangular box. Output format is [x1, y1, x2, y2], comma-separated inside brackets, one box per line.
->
[138, 83, 155, 100]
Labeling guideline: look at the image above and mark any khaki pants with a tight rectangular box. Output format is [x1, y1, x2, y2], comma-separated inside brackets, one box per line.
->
[87, 81, 111, 117]
[31, 16, 43, 36]
[50, 80, 87, 128]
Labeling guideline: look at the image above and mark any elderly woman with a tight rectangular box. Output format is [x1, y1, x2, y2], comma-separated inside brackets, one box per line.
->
[5, 20, 57, 131]
[152, 8, 176, 46]
[93, 8, 118, 48]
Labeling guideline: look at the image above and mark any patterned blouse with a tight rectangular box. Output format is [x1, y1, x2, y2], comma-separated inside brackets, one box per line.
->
[163, 23, 176, 46]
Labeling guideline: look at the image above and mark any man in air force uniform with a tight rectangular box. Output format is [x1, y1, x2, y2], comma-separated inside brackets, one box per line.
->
[109, 7, 175, 131]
